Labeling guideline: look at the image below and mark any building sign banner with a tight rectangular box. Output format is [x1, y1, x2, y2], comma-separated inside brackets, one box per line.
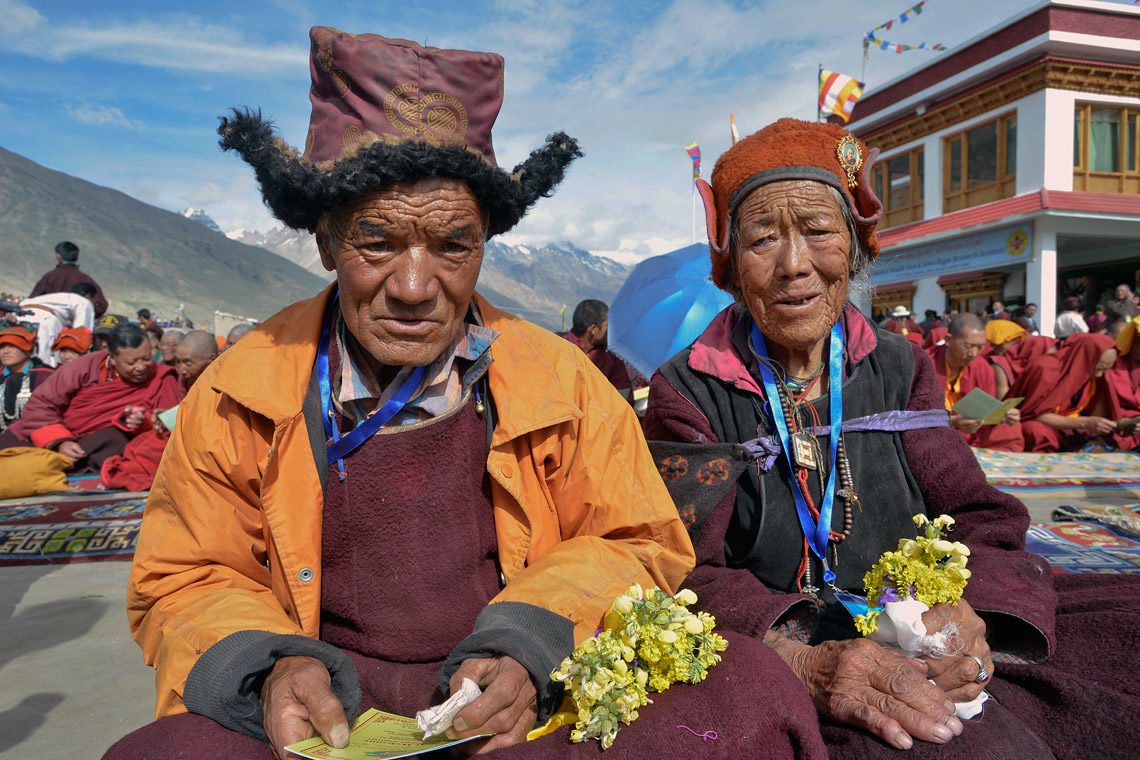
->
[871, 222, 1034, 286]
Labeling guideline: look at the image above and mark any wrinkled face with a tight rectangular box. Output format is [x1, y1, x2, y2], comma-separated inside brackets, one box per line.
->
[159, 333, 179, 361]
[109, 342, 155, 385]
[0, 343, 29, 368]
[317, 178, 486, 372]
[174, 345, 215, 387]
[946, 326, 986, 368]
[1093, 348, 1118, 378]
[57, 348, 81, 364]
[732, 180, 851, 353]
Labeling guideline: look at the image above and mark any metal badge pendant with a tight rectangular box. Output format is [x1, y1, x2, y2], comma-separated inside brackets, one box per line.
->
[791, 432, 818, 470]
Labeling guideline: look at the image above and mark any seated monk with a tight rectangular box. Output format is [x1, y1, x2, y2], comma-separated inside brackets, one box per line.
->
[644, 118, 1140, 758]
[1, 326, 53, 432]
[103, 30, 789, 760]
[1010, 333, 1119, 452]
[1106, 316, 1140, 450]
[989, 334, 1058, 400]
[52, 326, 93, 364]
[173, 330, 219, 389]
[929, 314, 1022, 450]
[0, 322, 183, 470]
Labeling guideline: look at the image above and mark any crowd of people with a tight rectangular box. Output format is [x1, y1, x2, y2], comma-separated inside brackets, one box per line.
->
[1, 242, 256, 488]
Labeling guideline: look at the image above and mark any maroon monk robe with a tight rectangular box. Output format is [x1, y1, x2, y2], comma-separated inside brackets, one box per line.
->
[927, 344, 1023, 451]
[989, 335, 1058, 392]
[884, 317, 923, 336]
[922, 326, 948, 350]
[1010, 333, 1117, 452]
[561, 332, 634, 393]
[1105, 354, 1140, 450]
[4, 350, 183, 448]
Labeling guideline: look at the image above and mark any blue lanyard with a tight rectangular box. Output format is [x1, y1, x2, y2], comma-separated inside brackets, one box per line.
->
[316, 293, 428, 477]
[750, 321, 844, 585]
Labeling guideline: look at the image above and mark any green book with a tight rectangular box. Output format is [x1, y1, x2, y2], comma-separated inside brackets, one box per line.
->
[951, 387, 1023, 426]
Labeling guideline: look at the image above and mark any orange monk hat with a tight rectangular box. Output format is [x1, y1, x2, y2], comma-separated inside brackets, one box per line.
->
[0, 326, 35, 352]
[986, 319, 1026, 347]
[52, 327, 93, 353]
[1117, 315, 1140, 354]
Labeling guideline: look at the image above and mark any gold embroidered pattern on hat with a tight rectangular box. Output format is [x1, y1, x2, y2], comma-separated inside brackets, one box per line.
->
[836, 135, 862, 188]
[383, 84, 469, 142]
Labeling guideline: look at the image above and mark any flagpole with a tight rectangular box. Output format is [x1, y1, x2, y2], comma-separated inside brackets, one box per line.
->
[816, 64, 822, 122]
[691, 180, 696, 244]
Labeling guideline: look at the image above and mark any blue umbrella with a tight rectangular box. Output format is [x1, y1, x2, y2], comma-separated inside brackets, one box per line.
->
[608, 242, 735, 379]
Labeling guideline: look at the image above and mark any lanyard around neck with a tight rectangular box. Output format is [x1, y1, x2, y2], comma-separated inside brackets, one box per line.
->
[316, 293, 428, 477]
[750, 321, 844, 585]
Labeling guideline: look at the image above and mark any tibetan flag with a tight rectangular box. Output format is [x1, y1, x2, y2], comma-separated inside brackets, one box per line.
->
[730, 114, 740, 145]
[819, 69, 864, 123]
[685, 142, 701, 177]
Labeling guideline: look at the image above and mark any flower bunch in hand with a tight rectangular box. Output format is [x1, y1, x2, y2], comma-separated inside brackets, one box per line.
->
[547, 585, 727, 749]
[853, 514, 971, 636]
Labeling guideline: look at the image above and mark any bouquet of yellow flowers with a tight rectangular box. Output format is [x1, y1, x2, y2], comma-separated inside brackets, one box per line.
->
[539, 585, 727, 750]
[854, 514, 972, 637]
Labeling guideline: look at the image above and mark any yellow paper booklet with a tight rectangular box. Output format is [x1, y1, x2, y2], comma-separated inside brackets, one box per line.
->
[285, 708, 489, 760]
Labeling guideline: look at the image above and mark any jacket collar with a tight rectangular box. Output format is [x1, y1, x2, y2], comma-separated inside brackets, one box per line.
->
[209, 285, 582, 440]
[687, 302, 878, 395]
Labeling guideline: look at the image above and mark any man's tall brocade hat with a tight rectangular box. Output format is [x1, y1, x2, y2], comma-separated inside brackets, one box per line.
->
[218, 27, 582, 236]
[696, 118, 883, 290]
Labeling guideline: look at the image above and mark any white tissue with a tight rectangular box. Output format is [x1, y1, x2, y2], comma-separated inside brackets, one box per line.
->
[415, 678, 483, 740]
[867, 599, 990, 720]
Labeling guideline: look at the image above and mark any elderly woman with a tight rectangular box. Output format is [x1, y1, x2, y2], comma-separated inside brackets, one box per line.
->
[644, 119, 1140, 759]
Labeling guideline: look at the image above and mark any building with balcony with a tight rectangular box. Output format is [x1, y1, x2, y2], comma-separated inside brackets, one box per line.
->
[848, 0, 1140, 335]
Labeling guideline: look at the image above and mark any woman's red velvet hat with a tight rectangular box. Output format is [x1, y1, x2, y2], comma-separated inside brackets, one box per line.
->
[0, 326, 35, 352]
[696, 118, 884, 289]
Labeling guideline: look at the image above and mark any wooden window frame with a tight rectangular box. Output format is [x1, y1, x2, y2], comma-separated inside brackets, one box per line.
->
[1073, 102, 1140, 194]
[872, 146, 924, 230]
[942, 113, 1017, 213]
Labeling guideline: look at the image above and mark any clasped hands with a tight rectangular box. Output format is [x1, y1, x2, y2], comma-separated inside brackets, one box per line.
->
[769, 598, 992, 751]
[260, 654, 537, 759]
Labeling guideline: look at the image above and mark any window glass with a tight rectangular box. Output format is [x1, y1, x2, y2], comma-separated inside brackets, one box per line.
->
[1005, 116, 1017, 177]
[1090, 108, 1120, 172]
[916, 149, 924, 201]
[1074, 111, 1082, 167]
[888, 154, 911, 211]
[873, 166, 884, 207]
[1129, 114, 1137, 172]
[949, 138, 962, 192]
[967, 121, 998, 189]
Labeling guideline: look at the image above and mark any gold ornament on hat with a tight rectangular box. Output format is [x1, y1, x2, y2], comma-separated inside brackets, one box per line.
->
[836, 135, 863, 188]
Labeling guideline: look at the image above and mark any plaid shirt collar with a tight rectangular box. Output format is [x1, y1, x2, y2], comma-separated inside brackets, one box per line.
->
[331, 311, 499, 428]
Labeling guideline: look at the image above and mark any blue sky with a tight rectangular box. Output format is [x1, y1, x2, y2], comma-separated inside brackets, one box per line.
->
[1, 0, 1127, 262]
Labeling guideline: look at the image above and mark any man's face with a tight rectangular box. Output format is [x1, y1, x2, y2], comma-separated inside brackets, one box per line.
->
[0, 343, 29, 368]
[146, 332, 161, 354]
[317, 178, 486, 371]
[1094, 348, 1118, 378]
[110, 343, 155, 385]
[1026, 304, 1037, 318]
[1117, 285, 1131, 301]
[992, 301, 1004, 313]
[159, 333, 179, 361]
[946, 326, 986, 369]
[732, 180, 851, 355]
[174, 344, 215, 388]
[57, 348, 81, 364]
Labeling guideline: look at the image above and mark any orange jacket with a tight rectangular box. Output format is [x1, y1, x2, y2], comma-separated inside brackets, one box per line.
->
[127, 287, 694, 717]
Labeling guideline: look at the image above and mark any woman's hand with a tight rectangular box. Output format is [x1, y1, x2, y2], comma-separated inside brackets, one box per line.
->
[920, 599, 993, 703]
[765, 631, 963, 750]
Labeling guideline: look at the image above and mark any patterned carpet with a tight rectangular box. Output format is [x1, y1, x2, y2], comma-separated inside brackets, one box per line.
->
[0, 491, 147, 566]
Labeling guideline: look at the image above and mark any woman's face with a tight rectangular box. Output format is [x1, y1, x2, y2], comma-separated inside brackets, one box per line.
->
[732, 180, 851, 353]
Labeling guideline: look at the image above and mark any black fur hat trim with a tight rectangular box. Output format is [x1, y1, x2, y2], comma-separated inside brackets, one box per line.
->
[217, 109, 582, 236]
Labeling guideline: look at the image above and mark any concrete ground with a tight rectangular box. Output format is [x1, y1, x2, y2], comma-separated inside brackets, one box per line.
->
[0, 497, 1069, 759]
[1, 560, 153, 759]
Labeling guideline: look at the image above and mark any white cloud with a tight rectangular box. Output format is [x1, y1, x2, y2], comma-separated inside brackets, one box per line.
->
[65, 101, 143, 130]
[0, 0, 43, 36]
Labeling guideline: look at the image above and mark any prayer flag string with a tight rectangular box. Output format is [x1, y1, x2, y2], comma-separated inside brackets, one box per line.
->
[863, 1, 947, 56]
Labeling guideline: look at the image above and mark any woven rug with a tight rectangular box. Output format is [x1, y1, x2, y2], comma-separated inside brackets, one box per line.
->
[1025, 521, 1140, 574]
[0, 491, 147, 566]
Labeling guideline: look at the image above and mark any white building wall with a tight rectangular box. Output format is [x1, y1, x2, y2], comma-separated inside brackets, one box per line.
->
[912, 277, 945, 317]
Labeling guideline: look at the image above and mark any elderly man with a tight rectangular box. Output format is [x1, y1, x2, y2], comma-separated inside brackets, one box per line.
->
[0, 322, 183, 469]
[223, 322, 253, 350]
[158, 328, 183, 365]
[173, 330, 218, 389]
[1110, 283, 1139, 320]
[29, 241, 108, 317]
[883, 305, 922, 337]
[929, 314, 1022, 450]
[102, 30, 743, 760]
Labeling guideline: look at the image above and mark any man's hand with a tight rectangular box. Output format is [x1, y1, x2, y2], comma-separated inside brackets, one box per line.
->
[950, 413, 984, 435]
[56, 440, 86, 462]
[1082, 416, 1117, 435]
[1003, 407, 1021, 426]
[445, 655, 538, 754]
[920, 599, 993, 703]
[121, 405, 146, 430]
[261, 656, 350, 760]
[766, 632, 962, 750]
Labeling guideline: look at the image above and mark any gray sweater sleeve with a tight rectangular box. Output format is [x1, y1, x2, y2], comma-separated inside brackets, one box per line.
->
[440, 601, 575, 721]
[183, 630, 362, 740]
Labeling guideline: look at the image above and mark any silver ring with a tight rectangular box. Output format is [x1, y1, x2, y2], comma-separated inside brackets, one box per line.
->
[966, 653, 990, 684]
